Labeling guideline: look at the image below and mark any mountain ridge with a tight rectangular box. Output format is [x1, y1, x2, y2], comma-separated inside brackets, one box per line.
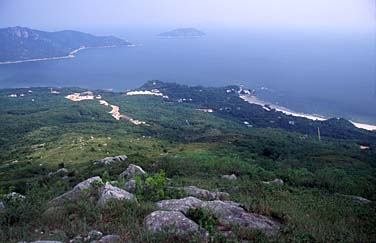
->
[0, 26, 131, 62]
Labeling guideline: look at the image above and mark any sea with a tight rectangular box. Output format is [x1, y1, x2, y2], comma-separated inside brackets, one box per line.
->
[0, 28, 375, 124]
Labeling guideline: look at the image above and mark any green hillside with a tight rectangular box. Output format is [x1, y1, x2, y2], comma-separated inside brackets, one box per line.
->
[0, 82, 375, 242]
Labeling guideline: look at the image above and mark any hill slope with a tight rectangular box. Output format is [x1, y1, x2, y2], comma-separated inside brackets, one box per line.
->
[0, 82, 375, 242]
[0, 26, 131, 62]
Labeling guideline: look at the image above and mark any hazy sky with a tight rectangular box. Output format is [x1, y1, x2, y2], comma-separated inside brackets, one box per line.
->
[0, 0, 375, 32]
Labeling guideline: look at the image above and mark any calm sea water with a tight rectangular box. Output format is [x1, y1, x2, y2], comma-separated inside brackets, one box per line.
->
[0, 29, 375, 124]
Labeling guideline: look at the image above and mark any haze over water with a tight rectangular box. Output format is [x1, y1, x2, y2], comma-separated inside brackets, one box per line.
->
[0, 28, 375, 124]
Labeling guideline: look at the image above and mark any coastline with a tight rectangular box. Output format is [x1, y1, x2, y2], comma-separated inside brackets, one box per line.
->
[0, 45, 121, 65]
[240, 95, 376, 131]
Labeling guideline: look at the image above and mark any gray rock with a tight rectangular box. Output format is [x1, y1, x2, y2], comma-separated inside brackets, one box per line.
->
[69, 235, 83, 243]
[88, 230, 103, 240]
[97, 155, 128, 165]
[97, 182, 136, 206]
[0, 200, 5, 211]
[5, 192, 26, 201]
[48, 176, 102, 206]
[222, 174, 237, 180]
[119, 164, 146, 179]
[91, 235, 121, 243]
[144, 210, 201, 234]
[156, 197, 203, 214]
[124, 179, 137, 192]
[29, 241, 64, 243]
[262, 178, 284, 186]
[202, 200, 280, 235]
[339, 194, 372, 204]
[177, 186, 229, 200]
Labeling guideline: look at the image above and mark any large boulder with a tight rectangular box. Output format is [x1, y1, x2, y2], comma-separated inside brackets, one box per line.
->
[202, 200, 280, 235]
[97, 182, 136, 206]
[96, 155, 128, 165]
[156, 197, 203, 214]
[119, 164, 146, 179]
[144, 210, 202, 235]
[48, 176, 102, 206]
[177, 186, 229, 200]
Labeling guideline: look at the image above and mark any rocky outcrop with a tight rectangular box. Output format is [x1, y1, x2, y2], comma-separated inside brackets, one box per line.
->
[156, 197, 203, 214]
[97, 182, 136, 206]
[144, 210, 202, 235]
[154, 197, 280, 236]
[95, 155, 128, 165]
[262, 178, 284, 186]
[202, 200, 280, 236]
[48, 177, 136, 208]
[119, 164, 146, 179]
[176, 186, 229, 200]
[222, 174, 237, 180]
[48, 176, 102, 206]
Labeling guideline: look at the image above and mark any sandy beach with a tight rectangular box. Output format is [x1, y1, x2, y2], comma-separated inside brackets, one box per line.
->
[0, 45, 120, 65]
[240, 95, 376, 131]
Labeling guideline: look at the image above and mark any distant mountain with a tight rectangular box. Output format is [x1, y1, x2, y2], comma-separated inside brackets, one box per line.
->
[158, 28, 206, 38]
[0, 26, 131, 62]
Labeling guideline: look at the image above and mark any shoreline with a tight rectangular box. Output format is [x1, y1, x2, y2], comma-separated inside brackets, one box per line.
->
[240, 95, 376, 131]
[0, 45, 123, 65]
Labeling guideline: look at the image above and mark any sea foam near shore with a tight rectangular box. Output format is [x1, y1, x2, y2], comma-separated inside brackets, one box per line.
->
[240, 95, 376, 131]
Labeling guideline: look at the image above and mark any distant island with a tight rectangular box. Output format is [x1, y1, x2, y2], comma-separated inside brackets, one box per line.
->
[0, 26, 131, 63]
[158, 28, 206, 38]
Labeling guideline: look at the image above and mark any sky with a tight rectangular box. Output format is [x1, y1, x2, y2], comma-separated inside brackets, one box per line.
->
[0, 0, 375, 32]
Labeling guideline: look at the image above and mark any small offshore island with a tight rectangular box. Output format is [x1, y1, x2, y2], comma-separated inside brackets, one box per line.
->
[158, 28, 206, 38]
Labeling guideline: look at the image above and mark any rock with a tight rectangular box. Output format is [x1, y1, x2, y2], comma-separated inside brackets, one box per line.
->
[56, 168, 69, 175]
[97, 182, 136, 206]
[0, 200, 5, 211]
[119, 164, 146, 179]
[177, 186, 229, 200]
[69, 235, 83, 243]
[156, 197, 203, 214]
[96, 155, 128, 165]
[144, 210, 202, 235]
[29, 241, 64, 243]
[202, 200, 280, 235]
[339, 194, 372, 204]
[262, 178, 284, 186]
[88, 230, 103, 240]
[91, 235, 121, 243]
[124, 179, 137, 192]
[222, 174, 237, 180]
[48, 176, 102, 206]
[5, 192, 26, 201]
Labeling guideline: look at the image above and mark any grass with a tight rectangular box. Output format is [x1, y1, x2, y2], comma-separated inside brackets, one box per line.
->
[0, 86, 375, 242]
